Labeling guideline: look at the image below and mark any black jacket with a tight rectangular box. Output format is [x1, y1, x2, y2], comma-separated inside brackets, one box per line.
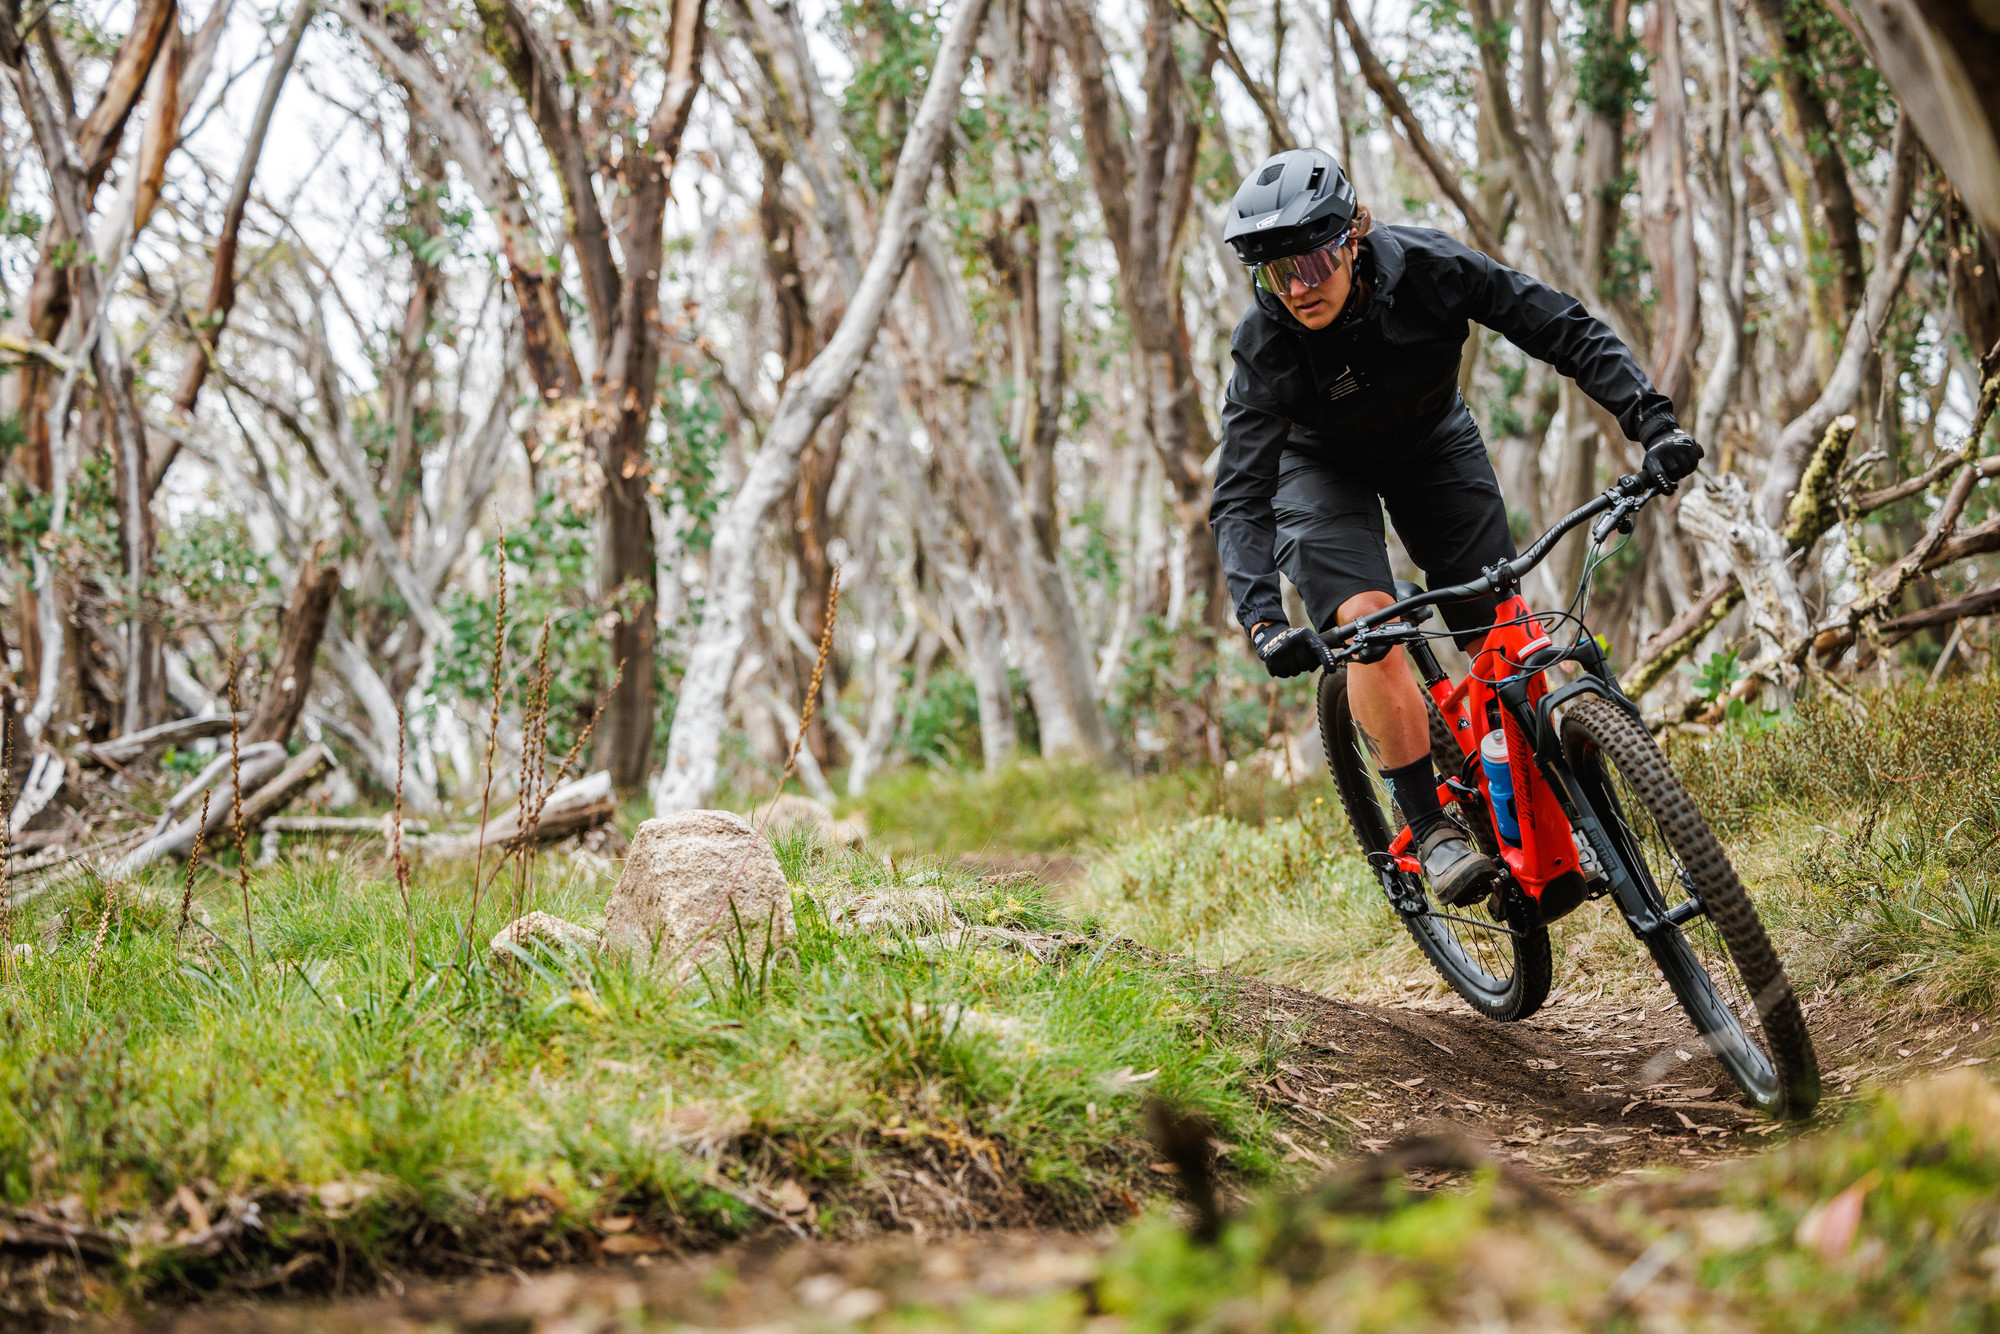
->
[1210, 224, 1678, 632]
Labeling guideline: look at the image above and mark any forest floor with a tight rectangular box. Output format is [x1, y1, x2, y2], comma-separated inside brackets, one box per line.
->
[18, 675, 2000, 1329]
[115, 972, 2000, 1332]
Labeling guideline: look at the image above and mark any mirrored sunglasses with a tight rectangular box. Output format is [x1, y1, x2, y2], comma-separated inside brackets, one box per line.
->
[1251, 233, 1352, 294]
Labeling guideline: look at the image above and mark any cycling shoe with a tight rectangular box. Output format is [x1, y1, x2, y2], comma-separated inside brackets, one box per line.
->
[1418, 822, 1497, 907]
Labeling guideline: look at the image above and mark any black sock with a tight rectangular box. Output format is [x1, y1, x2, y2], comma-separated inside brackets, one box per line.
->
[1380, 756, 1449, 840]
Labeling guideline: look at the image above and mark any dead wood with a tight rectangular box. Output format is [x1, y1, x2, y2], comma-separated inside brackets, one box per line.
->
[243, 555, 340, 747]
[77, 713, 247, 768]
[108, 744, 293, 875]
[420, 771, 614, 860]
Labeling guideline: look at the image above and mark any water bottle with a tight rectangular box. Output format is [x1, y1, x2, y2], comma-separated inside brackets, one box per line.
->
[1480, 730, 1521, 845]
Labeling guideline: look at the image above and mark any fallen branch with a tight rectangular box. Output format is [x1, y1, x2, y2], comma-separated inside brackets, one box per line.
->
[108, 744, 295, 875]
[263, 815, 433, 835]
[232, 744, 335, 833]
[1874, 584, 2000, 640]
[78, 713, 247, 768]
[420, 771, 614, 860]
[1623, 576, 1743, 698]
[1815, 583, 2000, 659]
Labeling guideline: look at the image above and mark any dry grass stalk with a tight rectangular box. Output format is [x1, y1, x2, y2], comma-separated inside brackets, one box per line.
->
[1, 710, 13, 950]
[227, 644, 256, 971]
[476, 657, 622, 908]
[511, 620, 553, 921]
[395, 702, 416, 979]
[465, 536, 509, 961]
[176, 789, 211, 950]
[85, 880, 118, 985]
[777, 567, 841, 803]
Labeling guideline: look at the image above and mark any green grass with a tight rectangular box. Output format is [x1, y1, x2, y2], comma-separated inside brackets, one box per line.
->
[0, 837, 1287, 1309]
[1070, 807, 1418, 996]
[946, 1068, 2000, 1330]
[1059, 670, 2000, 1013]
[854, 759, 1336, 858]
[1664, 673, 2000, 1011]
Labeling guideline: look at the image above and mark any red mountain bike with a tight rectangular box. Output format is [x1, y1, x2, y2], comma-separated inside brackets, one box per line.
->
[1314, 473, 1820, 1118]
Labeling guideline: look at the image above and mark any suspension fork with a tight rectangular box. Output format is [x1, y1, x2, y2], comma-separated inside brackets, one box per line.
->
[1537, 755, 1702, 940]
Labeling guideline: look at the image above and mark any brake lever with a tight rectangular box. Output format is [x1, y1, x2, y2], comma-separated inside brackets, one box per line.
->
[1589, 502, 1635, 546]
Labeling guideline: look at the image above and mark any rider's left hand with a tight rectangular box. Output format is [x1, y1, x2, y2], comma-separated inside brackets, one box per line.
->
[1643, 430, 1704, 488]
[1251, 622, 1327, 678]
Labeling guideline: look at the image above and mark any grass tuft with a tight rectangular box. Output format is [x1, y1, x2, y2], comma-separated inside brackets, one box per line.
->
[0, 838, 1286, 1307]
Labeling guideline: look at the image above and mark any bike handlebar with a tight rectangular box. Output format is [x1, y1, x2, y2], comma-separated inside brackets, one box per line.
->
[1318, 472, 1666, 661]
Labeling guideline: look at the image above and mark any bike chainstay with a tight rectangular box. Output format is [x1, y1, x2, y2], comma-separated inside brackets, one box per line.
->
[1366, 850, 1531, 939]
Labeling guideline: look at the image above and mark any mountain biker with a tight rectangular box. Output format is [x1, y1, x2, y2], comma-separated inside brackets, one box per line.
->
[1211, 147, 1703, 908]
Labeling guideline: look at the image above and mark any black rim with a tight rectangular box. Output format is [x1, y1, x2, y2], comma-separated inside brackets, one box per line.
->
[1574, 740, 1783, 1106]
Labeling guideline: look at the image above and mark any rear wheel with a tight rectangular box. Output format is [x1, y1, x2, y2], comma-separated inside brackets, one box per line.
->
[1559, 696, 1819, 1117]
[1319, 668, 1552, 1021]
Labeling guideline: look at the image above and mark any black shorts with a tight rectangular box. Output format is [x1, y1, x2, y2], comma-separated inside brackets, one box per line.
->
[1272, 403, 1516, 647]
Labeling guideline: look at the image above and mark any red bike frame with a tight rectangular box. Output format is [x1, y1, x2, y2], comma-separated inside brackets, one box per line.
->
[1382, 593, 1586, 907]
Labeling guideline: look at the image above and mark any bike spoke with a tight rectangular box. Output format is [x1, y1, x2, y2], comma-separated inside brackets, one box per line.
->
[1354, 739, 1517, 985]
[1599, 761, 1770, 1058]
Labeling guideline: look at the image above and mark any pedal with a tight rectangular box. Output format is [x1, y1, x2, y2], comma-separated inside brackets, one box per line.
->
[1573, 831, 1608, 887]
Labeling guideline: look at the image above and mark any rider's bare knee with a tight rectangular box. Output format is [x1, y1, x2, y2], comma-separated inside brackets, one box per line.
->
[1338, 589, 1396, 622]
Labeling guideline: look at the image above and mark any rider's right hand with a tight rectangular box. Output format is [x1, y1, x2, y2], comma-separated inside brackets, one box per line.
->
[1250, 622, 1328, 678]
[1642, 430, 1704, 489]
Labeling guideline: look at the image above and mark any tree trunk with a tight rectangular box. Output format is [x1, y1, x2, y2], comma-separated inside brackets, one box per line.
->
[654, 0, 997, 814]
[1750, 0, 1866, 364]
[1638, 0, 1700, 411]
[245, 554, 340, 747]
[1837, 0, 2000, 238]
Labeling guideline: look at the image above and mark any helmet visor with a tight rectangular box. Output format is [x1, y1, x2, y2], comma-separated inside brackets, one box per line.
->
[1251, 234, 1352, 294]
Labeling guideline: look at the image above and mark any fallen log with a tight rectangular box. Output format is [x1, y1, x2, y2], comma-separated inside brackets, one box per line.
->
[263, 815, 433, 835]
[107, 744, 313, 875]
[1814, 583, 2000, 659]
[78, 713, 248, 768]
[234, 745, 336, 831]
[420, 771, 615, 860]
[156, 742, 285, 825]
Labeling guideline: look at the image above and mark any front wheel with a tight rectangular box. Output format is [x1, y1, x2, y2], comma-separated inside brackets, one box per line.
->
[1560, 696, 1820, 1118]
[1319, 668, 1552, 1022]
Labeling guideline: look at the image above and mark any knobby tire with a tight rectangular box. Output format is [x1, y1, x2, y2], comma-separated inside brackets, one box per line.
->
[1559, 695, 1820, 1118]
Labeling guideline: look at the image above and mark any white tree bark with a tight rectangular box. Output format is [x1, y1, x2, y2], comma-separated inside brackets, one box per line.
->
[653, 0, 995, 814]
[1679, 473, 1809, 683]
[908, 234, 1112, 760]
[328, 629, 440, 814]
[1755, 121, 1922, 523]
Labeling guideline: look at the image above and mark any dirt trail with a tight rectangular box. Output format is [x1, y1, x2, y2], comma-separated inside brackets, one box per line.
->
[115, 965, 1998, 1333]
[1226, 974, 1988, 1183]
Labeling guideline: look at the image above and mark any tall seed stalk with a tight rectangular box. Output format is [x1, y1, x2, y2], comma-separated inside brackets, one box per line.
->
[227, 643, 256, 974]
[85, 881, 118, 989]
[176, 789, 211, 950]
[477, 658, 621, 908]
[395, 702, 416, 979]
[465, 537, 509, 962]
[0, 711, 13, 954]
[511, 620, 552, 921]
[776, 566, 842, 804]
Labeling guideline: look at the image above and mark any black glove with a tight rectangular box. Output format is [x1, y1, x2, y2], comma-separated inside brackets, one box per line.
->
[1642, 430, 1704, 489]
[1251, 622, 1327, 678]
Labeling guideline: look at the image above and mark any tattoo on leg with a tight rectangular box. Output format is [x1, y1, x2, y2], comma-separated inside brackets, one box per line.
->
[1354, 720, 1383, 765]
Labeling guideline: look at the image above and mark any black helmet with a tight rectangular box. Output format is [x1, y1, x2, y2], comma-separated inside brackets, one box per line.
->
[1223, 147, 1358, 266]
